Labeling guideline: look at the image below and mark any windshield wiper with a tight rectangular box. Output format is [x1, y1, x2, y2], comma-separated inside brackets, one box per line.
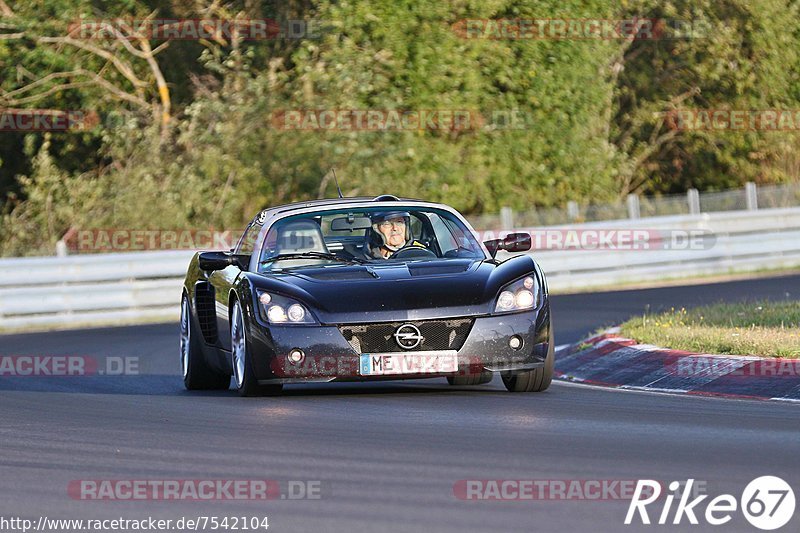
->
[260, 252, 367, 266]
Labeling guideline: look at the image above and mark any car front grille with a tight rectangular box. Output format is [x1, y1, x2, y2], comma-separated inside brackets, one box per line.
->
[339, 318, 474, 353]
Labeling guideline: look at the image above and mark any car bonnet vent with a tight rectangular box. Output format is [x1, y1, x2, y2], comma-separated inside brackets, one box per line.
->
[408, 263, 470, 276]
[373, 194, 400, 202]
[302, 270, 377, 280]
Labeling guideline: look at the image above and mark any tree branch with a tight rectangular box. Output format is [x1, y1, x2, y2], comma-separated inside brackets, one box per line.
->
[1, 80, 96, 106]
[136, 36, 171, 127]
[77, 17, 171, 129]
[0, 68, 149, 110]
[37, 36, 148, 90]
[0, 0, 14, 17]
[1, 70, 83, 98]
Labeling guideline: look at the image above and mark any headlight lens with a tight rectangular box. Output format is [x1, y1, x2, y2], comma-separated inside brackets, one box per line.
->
[515, 289, 535, 308]
[497, 291, 516, 311]
[257, 290, 316, 324]
[493, 275, 539, 313]
[267, 305, 288, 323]
[287, 303, 306, 322]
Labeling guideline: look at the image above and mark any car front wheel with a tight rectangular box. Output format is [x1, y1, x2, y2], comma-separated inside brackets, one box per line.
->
[502, 325, 554, 393]
[231, 299, 283, 397]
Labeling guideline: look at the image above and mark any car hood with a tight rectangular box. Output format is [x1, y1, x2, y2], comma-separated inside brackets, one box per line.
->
[246, 257, 536, 324]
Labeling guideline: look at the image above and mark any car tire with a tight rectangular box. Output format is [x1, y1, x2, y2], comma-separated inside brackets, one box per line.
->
[502, 325, 554, 393]
[447, 371, 493, 386]
[231, 299, 283, 397]
[181, 294, 230, 390]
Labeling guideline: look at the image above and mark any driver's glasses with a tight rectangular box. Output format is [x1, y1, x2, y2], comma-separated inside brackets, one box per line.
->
[379, 220, 406, 230]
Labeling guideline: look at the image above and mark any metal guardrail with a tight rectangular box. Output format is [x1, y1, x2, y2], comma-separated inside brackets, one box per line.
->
[524, 207, 800, 291]
[0, 251, 193, 330]
[1, 207, 799, 331]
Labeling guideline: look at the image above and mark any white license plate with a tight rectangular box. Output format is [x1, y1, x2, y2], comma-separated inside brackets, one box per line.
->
[359, 351, 458, 376]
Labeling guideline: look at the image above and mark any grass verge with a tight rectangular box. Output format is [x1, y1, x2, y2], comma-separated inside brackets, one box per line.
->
[619, 300, 800, 358]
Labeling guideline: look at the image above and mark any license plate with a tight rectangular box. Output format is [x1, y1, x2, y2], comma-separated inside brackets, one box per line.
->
[359, 351, 458, 376]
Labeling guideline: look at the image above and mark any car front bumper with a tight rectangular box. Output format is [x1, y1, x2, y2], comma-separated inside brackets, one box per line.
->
[248, 305, 551, 384]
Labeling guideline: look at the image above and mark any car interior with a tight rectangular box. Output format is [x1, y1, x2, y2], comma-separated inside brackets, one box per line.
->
[256, 208, 484, 271]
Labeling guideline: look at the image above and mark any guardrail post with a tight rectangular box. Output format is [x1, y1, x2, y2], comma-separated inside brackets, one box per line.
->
[55, 240, 68, 257]
[687, 188, 700, 215]
[745, 182, 758, 210]
[627, 194, 641, 219]
[500, 206, 514, 230]
[567, 201, 579, 222]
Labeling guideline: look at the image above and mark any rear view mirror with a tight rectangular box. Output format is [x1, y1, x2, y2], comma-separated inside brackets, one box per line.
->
[330, 216, 372, 231]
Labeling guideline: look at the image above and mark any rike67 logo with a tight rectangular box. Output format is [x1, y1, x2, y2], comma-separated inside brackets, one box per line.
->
[626, 477, 795, 530]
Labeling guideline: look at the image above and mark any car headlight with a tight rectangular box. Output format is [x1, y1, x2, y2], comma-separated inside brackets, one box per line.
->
[257, 290, 317, 324]
[493, 275, 540, 313]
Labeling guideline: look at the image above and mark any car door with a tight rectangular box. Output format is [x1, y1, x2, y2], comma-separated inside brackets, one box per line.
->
[211, 217, 262, 350]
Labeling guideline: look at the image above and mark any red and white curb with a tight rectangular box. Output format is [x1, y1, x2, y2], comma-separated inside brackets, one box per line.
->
[554, 328, 800, 402]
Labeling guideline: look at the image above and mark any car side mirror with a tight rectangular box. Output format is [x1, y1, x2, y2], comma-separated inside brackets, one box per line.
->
[502, 232, 532, 252]
[198, 251, 235, 271]
[483, 232, 532, 258]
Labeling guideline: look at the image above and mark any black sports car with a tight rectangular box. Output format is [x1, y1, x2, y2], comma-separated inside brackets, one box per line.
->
[180, 195, 553, 396]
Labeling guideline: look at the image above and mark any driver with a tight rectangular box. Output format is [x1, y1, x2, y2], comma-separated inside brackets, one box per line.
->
[367, 211, 428, 259]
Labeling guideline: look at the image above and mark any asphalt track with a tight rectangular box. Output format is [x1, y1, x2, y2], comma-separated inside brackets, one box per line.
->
[1, 274, 799, 532]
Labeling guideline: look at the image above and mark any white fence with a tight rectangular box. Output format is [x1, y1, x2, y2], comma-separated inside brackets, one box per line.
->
[1, 207, 799, 331]
[474, 181, 800, 228]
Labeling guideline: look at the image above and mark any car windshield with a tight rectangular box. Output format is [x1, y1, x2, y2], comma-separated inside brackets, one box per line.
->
[258, 206, 485, 271]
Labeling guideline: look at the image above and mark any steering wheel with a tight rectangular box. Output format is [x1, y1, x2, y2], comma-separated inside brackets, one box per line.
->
[390, 245, 438, 259]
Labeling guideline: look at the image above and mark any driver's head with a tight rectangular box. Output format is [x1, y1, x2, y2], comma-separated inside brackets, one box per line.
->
[369, 211, 411, 254]
[377, 216, 407, 249]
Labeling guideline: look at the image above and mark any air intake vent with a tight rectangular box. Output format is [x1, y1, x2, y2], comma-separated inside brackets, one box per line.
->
[194, 282, 218, 344]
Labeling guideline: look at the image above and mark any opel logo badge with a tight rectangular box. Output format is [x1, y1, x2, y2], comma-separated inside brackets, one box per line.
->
[394, 324, 423, 350]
